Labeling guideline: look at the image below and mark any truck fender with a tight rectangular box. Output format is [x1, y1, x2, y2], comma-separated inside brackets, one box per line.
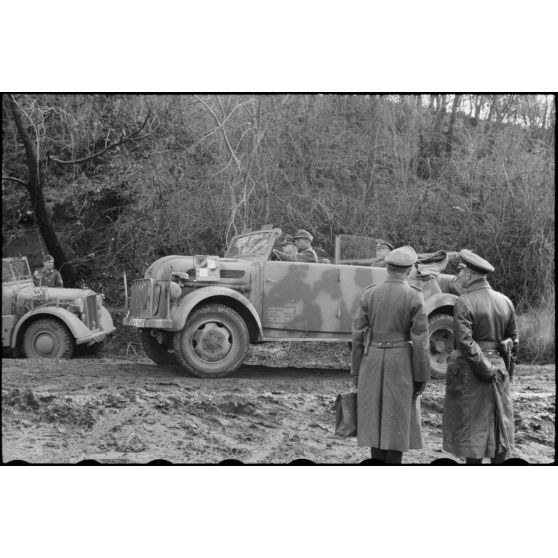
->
[11, 307, 92, 348]
[424, 292, 458, 317]
[171, 286, 263, 340]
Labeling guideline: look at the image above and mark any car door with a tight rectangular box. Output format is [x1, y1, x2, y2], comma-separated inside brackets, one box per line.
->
[262, 261, 386, 335]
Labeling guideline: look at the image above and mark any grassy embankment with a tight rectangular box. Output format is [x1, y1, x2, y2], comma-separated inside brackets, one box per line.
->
[517, 290, 555, 364]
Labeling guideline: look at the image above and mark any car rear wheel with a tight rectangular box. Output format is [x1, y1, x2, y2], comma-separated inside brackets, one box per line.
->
[141, 329, 178, 365]
[172, 303, 249, 378]
[23, 318, 74, 359]
[428, 313, 454, 379]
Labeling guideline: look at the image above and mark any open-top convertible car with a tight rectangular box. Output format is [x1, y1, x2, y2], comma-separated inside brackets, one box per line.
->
[123, 226, 461, 378]
[2, 256, 116, 359]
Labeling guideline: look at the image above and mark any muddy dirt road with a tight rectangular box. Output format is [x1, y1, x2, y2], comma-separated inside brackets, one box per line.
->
[1, 343, 555, 464]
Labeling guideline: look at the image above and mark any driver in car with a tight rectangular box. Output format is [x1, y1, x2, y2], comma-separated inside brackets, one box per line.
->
[272, 234, 299, 261]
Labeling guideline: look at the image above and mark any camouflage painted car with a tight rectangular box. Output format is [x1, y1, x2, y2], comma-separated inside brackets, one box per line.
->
[123, 227, 461, 378]
[2, 256, 116, 359]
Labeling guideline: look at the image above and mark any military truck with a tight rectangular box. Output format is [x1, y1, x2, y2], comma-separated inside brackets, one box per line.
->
[2, 256, 116, 358]
[123, 227, 460, 378]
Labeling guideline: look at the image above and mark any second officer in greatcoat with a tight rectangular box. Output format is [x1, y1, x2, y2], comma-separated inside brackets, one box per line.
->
[442, 249, 517, 464]
[351, 246, 430, 463]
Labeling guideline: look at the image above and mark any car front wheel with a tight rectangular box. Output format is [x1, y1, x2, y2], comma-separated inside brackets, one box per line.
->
[22, 318, 74, 359]
[172, 303, 249, 378]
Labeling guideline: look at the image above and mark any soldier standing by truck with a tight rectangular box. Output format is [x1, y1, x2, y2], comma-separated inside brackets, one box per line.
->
[442, 250, 517, 464]
[351, 246, 430, 464]
[33, 254, 63, 287]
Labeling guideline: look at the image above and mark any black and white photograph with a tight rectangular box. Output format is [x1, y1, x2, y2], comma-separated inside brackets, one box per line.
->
[1, 3, 557, 558]
[1, 93, 554, 465]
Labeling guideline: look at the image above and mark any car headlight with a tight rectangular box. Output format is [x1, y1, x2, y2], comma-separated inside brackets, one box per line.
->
[69, 298, 84, 315]
[169, 281, 182, 302]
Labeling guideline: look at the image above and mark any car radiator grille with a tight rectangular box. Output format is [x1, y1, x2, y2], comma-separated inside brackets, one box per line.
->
[85, 294, 99, 329]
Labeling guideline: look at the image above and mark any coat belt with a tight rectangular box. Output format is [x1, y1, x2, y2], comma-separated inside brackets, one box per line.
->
[370, 340, 411, 349]
[477, 340, 500, 350]
[455, 340, 501, 358]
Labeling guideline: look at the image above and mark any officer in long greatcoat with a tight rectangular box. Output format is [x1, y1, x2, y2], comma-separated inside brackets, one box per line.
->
[351, 246, 430, 464]
[442, 250, 517, 464]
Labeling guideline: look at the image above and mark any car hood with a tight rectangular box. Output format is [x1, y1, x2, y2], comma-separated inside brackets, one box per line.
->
[144, 255, 255, 280]
[16, 285, 97, 302]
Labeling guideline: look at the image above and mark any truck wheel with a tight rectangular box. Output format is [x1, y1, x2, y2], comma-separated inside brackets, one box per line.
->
[172, 303, 249, 378]
[23, 319, 74, 359]
[428, 313, 454, 379]
[141, 329, 178, 365]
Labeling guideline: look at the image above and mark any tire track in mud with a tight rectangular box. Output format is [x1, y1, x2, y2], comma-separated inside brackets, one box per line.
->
[246, 428, 290, 463]
[64, 406, 142, 463]
[2, 358, 555, 464]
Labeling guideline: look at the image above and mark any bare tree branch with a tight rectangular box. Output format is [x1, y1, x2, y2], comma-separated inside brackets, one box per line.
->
[49, 109, 152, 165]
[2, 175, 28, 187]
[194, 95, 244, 172]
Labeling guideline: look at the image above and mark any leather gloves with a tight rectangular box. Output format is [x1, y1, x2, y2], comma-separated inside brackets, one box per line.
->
[490, 366, 505, 382]
[413, 381, 426, 397]
[351, 375, 359, 388]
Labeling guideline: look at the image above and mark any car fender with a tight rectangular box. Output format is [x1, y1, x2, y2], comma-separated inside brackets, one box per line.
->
[99, 305, 115, 331]
[11, 307, 92, 348]
[424, 292, 458, 317]
[171, 286, 262, 337]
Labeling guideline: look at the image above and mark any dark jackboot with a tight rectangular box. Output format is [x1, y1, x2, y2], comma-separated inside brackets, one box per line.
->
[371, 448, 403, 464]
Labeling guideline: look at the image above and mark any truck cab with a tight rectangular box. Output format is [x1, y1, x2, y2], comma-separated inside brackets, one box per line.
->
[2, 257, 116, 358]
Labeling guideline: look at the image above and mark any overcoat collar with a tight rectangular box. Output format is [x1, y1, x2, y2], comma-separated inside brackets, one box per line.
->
[384, 276, 407, 284]
[465, 277, 492, 293]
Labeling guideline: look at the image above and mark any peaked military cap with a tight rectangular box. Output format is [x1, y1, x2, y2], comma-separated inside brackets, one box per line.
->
[459, 249, 494, 274]
[43, 254, 54, 263]
[281, 234, 295, 246]
[293, 229, 313, 242]
[385, 245, 417, 268]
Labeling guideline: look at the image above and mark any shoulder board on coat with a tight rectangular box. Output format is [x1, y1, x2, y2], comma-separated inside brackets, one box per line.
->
[364, 282, 377, 291]
[410, 284, 422, 292]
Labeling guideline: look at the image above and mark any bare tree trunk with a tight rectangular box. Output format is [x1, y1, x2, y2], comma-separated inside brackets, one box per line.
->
[5, 95, 77, 286]
[547, 96, 555, 146]
[486, 95, 498, 155]
[446, 94, 461, 158]
[541, 95, 549, 130]
[364, 96, 380, 205]
[432, 95, 447, 158]
[474, 95, 485, 123]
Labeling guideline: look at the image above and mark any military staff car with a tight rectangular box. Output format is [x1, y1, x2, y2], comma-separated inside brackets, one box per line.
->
[2, 256, 116, 359]
[123, 227, 461, 378]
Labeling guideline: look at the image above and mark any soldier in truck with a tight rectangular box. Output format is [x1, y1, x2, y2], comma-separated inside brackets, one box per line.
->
[272, 234, 298, 261]
[293, 229, 318, 263]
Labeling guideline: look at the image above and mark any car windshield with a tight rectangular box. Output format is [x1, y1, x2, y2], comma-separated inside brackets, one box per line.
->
[2, 258, 32, 282]
[225, 232, 275, 258]
[336, 234, 391, 265]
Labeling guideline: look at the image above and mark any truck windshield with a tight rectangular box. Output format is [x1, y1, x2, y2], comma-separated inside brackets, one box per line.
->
[2, 258, 32, 282]
[225, 232, 275, 258]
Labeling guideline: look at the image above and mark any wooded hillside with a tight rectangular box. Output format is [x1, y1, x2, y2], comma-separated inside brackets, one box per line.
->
[2, 94, 555, 318]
